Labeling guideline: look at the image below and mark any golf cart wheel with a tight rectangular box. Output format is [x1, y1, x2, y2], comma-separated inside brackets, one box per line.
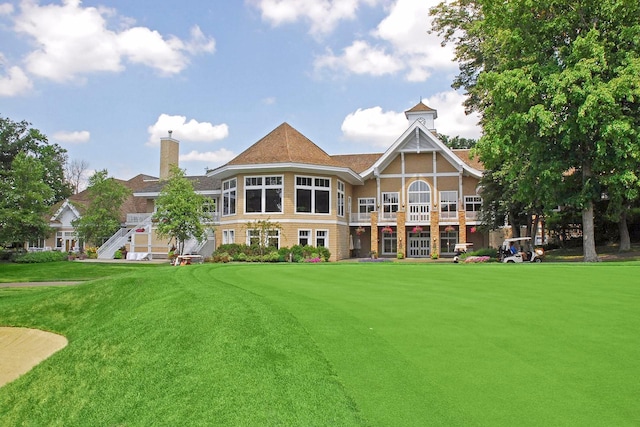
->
[535, 258, 542, 263]
[506, 260, 515, 263]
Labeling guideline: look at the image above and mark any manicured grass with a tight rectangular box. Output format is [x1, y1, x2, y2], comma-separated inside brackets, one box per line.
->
[0, 261, 163, 283]
[1, 262, 638, 425]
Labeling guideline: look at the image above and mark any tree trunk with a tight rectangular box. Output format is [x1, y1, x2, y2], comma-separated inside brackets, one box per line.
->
[582, 201, 599, 262]
[619, 209, 631, 252]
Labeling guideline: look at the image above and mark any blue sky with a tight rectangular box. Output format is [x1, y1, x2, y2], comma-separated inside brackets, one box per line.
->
[0, 0, 481, 183]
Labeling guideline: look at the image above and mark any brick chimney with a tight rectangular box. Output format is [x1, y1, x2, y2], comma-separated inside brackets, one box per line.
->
[159, 131, 179, 179]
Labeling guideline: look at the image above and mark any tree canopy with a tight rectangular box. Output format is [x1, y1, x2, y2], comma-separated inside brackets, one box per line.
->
[0, 153, 55, 247]
[431, 0, 640, 261]
[72, 170, 131, 247]
[1, 116, 71, 204]
[152, 166, 210, 255]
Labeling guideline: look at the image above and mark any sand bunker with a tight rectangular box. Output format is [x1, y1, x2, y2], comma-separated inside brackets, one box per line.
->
[0, 327, 67, 387]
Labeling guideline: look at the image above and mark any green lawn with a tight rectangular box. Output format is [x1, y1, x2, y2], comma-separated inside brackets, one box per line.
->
[0, 262, 638, 426]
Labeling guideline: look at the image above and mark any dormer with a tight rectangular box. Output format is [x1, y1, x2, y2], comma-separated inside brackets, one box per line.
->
[404, 101, 437, 132]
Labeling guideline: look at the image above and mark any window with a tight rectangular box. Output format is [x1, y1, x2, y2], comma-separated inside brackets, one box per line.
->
[408, 180, 431, 222]
[202, 198, 217, 221]
[247, 229, 280, 249]
[247, 229, 260, 246]
[381, 192, 399, 220]
[56, 231, 63, 249]
[222, 230, 235, 244]
[337, 180, 345, 217]
[296, 176, 330, 214]
[440, 191, 458, 220]
[222, 178, 236, 216]
[267, 229, 280, 249]
[382, 230, 397, 255]
[299, 229, 311, 246]
[358, 198, 375, 217]
[316, 230, 328, 247]
[28, 238, 45, 250]
[465, 195, 482, 219]
[245, 176, 283, 213]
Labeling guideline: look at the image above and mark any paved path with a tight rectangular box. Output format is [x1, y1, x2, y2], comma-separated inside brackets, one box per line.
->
[0, 327, 67, 387]
[0, 281, 83, 288]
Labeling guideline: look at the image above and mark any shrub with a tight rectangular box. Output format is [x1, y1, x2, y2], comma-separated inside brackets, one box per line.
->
[113, 250, 123, 259]
[460, 247, 498, 262]
[211, 252, 231, 263]
[13, 251, 68, 263]
[86, 246, 98, 259]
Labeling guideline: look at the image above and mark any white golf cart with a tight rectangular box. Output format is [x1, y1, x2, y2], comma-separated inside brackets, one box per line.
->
[499, 237, 544, 263]
[453, 243, 473, 263]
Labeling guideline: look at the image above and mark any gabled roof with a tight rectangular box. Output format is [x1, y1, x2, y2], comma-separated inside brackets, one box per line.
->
[361, 120, 482, 179]
[49, 173, 156, 224]
[50, 200, 82, 222]
[209, 123, 364, 185]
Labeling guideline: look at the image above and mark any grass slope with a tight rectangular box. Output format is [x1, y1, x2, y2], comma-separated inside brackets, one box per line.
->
[1, 262, 639, 426]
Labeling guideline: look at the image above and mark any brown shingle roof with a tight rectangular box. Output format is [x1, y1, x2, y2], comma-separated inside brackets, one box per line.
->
[331, 153, 383, 174]
[405, 101, 436, 113]
[227, 123, 346, 168]
[137, 175, 221, 193]
[453, 149, 484, 171]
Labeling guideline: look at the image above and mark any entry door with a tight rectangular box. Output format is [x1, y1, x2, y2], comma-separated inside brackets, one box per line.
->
[408, 232, 430, 257]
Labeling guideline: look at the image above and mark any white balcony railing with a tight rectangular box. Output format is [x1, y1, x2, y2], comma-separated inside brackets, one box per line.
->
[350, 212, 372, 223]
[439, 211, 458, 221]
[126, 213, 152, 225]
[380, 211, 397, 221]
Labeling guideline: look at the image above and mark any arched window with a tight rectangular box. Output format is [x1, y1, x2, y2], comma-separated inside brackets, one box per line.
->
[407, 180, 431, 222]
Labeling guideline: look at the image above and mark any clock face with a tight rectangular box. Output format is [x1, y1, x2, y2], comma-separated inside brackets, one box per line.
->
[418, 117, 426, 125]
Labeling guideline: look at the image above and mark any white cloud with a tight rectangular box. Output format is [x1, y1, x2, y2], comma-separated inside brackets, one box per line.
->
[146, 114, 229, 146]
[251, 0, 379, 36]
[12, 1, 215, 83]
[341, 106, 407, 147]
[0, 64, 32, 97]
[313, 0, 457, 82]
[423, 91, 481, 139]
[180, 149, 236, 164]
[341, 91, 481, 148]
[314, 41, 403, 77]
[0, 3, 14, 15]
[53, 130, 91, 143]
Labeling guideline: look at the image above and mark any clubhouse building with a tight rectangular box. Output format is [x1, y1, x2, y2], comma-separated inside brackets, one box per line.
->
[43, 102, 488, 261]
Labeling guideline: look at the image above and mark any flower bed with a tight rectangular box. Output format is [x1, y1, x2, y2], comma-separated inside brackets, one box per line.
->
[464, 256, 491, 263]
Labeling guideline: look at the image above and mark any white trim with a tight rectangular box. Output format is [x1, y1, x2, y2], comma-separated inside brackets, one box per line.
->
[315, 229, 329, 248]
[243, 175, 284, 215]
[50, 200, 81, 221]
[377, 172, 461, 179]
[295, 175, 332, 215]
[209, 162, 363, 185]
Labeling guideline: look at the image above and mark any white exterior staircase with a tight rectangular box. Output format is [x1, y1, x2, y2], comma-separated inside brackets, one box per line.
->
[97, 215, 152, 259]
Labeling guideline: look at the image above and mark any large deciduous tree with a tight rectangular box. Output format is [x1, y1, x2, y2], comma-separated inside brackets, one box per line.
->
[1, 116, 71, 204]
[0, 153, 54, 247]
[72, 170, 131, 247]
[152, 166, 209, 255]
[431, 0, 640, 261]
